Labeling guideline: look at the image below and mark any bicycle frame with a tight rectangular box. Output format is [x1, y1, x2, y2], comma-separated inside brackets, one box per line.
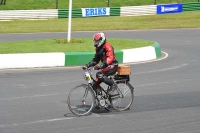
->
[83, 67, 129, 101]
[110, 78, 126, 99]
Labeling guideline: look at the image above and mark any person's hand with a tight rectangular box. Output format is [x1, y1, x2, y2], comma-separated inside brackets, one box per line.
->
[94, 65, 100, 70]
[82, 65, 88, 70]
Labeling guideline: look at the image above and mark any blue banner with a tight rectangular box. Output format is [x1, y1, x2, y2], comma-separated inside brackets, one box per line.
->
[82, 8, 110, 17]
[157, 4, 182, 14]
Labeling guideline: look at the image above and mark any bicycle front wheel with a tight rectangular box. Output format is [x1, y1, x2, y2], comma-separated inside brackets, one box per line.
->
[67, 84, 95, 116]
[110, 82, 134, 111]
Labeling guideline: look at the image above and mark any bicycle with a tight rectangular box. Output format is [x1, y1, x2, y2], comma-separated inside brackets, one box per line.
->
[67, 66, 134, 116]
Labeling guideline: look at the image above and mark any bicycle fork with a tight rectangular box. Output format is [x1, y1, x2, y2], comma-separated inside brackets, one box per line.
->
[81, 86, 90, 105]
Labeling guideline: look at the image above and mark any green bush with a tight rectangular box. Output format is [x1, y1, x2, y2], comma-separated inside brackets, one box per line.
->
[56, 38, 84, 44]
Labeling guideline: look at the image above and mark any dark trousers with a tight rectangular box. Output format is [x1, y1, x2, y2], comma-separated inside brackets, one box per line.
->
[95, 64, 118, 86]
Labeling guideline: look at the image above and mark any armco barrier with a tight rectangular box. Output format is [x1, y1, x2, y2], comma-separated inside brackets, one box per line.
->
[0, 9, 58, 20]
[110, 7, 120, 16]
[183, 2, 200, 12]
[0, 43, 161, 69]
[58, 7, 120, 18]
[0, 2, 199, 20]
[58, 8, 82, 18]
[120, 5, 156, 16]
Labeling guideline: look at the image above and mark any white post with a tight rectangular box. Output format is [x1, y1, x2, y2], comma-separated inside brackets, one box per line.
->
[67, 0, 72, 42]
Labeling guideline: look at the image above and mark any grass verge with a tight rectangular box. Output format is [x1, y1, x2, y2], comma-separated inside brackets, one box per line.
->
[0, 38, 155, 54]
[0, 12, 200, 34]
[1, 12, 199, 54]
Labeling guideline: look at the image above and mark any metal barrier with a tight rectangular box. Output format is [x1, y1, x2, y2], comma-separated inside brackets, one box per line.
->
[183, 2, 200, 11]
[0, 2, 199, 20]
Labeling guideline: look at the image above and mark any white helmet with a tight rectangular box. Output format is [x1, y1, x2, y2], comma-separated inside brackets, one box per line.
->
[93, 32, 106, 47]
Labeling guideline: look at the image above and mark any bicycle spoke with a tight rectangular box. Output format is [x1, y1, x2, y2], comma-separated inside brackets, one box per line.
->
[111, 82, 134, 111]
[68, 84, 95, 116]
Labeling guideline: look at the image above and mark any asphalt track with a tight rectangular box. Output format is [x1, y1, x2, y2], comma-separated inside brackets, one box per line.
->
[0, 29, 200, 133]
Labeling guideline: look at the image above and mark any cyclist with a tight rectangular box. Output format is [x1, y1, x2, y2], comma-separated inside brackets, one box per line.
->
[82, 32, 118, 95]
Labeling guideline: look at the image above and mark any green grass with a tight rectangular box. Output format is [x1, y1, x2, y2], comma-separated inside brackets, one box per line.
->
[0, 0, 198, 10]
[0, 11, 199, 54]
[0, 38, 155, 54]
[0, 0, 199, 54]
[0, 12, 200, 34]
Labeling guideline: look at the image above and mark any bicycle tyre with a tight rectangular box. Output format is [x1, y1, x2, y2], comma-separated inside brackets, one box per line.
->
[67, 84, 95, 116]
[110, 82, 134, 111]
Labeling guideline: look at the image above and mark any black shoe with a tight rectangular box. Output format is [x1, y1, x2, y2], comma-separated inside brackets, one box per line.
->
[107, 84, 116, 95]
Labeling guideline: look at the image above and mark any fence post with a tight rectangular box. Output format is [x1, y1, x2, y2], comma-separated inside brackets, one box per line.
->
[106, 0, 110, 7]
[56, 0, 58, 9]
[154, 0, 156, 5]
[0, 0, 6, 5]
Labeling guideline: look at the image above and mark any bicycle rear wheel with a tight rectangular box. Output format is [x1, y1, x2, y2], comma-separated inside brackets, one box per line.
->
[67, 84, 95, 116]
[110, 82, 134, 111]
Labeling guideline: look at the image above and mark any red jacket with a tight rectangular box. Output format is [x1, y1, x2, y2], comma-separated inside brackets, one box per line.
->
[92, 42, 118, 66]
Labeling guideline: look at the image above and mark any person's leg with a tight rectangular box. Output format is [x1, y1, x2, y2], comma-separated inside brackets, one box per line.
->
[97, 65, 118, 94]
[96, 71, 113, 85]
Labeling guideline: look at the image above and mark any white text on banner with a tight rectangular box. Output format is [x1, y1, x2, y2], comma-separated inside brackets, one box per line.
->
[82, 8, 110, 17]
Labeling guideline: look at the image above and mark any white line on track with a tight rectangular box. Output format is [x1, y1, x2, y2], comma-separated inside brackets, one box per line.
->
[135, 77, 200, 87]
[133, 63, 188, 75]
[0, 93, 65, 100]
[0, 113, 117, 128]
[0, 117, 75, 128]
